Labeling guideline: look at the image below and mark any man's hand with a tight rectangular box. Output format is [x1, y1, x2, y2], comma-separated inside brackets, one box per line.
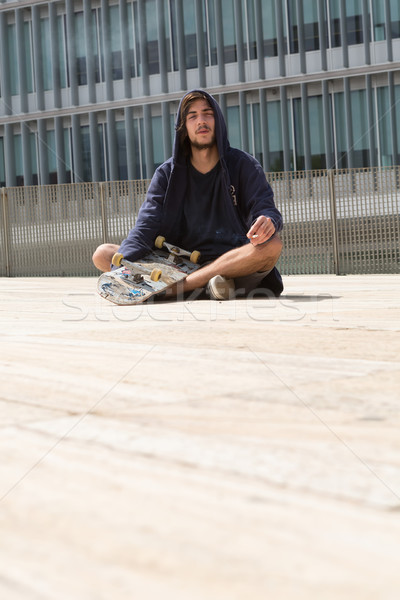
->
[247, 216, 276, 246]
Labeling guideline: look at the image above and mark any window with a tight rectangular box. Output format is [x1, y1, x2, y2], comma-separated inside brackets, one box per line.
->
[110, 5, 122, 80]
[222, 0, 237, 63]
[351, 89, 370, 167]
[40, 18, 52, 91]
[8, 24, 18, 95]
[309, 96, 327, 169]
[0, 138, 5, 187]
[267, 101, 284, 172]
[261, 0, 278, 57]
[116, 121, 127, 179]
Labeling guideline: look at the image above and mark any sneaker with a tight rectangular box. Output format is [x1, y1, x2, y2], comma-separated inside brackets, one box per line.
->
[207, 275, 235, 300]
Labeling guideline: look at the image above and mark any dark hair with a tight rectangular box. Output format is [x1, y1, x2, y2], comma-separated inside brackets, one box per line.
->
[176, 91, 212, 155]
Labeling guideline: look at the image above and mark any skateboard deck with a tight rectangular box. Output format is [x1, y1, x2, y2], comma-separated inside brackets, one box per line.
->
[97, 237, 201, 306]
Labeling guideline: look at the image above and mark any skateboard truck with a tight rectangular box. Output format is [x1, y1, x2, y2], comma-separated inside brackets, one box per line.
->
[154, 236, 201, 265]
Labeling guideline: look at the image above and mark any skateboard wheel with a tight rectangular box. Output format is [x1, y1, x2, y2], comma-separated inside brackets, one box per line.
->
[190, 250, 201, 264]
[112, 252, 124, 267]
[155, 236, 165, 249]
[151, 268, 162, 282]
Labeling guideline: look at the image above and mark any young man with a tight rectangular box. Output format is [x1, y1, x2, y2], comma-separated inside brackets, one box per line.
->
[93, 89, 283, 300]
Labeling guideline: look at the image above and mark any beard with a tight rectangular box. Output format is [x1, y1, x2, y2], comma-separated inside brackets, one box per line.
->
[190, 135, 216, 151]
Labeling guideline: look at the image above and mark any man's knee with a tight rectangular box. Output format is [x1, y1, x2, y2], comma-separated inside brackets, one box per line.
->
[256, 234, 283, 271]
[92, 243, 119, 272]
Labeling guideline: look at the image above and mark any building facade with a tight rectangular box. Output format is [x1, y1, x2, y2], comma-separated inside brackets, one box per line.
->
[0, 0, 399, 187]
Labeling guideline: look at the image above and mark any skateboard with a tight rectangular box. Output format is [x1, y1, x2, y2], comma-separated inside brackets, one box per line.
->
[97, 236, 201, 305]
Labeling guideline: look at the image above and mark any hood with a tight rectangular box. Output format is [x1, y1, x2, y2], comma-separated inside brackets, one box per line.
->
[172, 89, 230, 166]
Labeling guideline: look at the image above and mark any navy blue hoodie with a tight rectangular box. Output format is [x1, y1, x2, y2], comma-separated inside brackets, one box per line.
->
[118, 90, 283, 288]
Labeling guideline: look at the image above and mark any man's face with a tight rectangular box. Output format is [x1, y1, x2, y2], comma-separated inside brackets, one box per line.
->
[185, 98, 216, 150]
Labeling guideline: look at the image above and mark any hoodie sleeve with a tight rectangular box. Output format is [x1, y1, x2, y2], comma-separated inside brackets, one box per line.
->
[118, 165, 170, 262]
[234, 153, 283, 234]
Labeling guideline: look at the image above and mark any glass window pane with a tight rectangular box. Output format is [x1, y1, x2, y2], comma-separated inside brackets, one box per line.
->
[261, 0, 278, 57]
[391, 0, 400, 38]
[8, 24, 19, 95]
[183, 0, 198, 69]
[110, 5, 123, 80]
[267, 100, 284, 172]
[75, 12, 87, 85]
[145, 0, 159, 75]
[57, 15, 67, 88]
[40, 18, 52, 91]
[116, 121, 127, 179]
[377, 87, 392, 166]
[227, 105, 240, 148]
[30, 131, 38, 185]
[334, 92, 348, 168]
[309, 96, 326, 169]
[14, 134, 23, 185]
[222, 0, 236, 63]
[0, 138, 5, 186]
[24, 22, 34, 93]
[303, 0, 320, 51]
[351, 89, 369, 167]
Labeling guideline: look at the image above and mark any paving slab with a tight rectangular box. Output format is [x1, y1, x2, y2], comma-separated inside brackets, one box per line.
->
[0, 274, 400, 600]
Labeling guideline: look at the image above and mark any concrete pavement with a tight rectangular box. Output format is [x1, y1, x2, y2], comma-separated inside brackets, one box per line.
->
[0, 274, 400, 599]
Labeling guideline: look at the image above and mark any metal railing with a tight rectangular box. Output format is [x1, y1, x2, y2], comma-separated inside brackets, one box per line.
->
[1, 167, 399, 277]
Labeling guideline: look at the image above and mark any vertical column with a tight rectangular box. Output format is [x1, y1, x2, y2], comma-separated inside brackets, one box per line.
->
[195, 0, 206, 87]
[21, 122, 33, 185]
[362, 0, 371, 65]
[322, 80, 334, 169]
[162, 101, 172, 160]
[156, 0, 168, 93]
[275, 0, 286, 76]
[16, 9, 28, 113]
[84, 0, 96, 104]
[120, 0, 132, 98]
[296, 0, 306, 74]
[38, 119, 49, 185]
[0, 13, 12, 115]
[219, 93, 227, 123]
[388, 71, 398, 164]
[138, 0, 150, 95]
[101, 0, 113, 101]
[301, 83, 311, 170]
[55, 116, 67, 183]
[339, 0, 348, 68]
[107, 110, 118, 181]
[71, 114, 83, 182]
[89, 112, 101, 182]
[32, 5, 45, 110]
[175, 0, 187, 91]
[255, 0, 265, 80]
[234, 0, 245, 82]
[384, 0, 393, 62]
[318, 0, 328, 71]
[280, 86, 291, 171]
[259, 88, 270, 172]
[4, 124, 16, 186]
[239, 92, 249, 153]
[49, 2, 61, 108]
[365, 75, 377, 167]
[66, 0, 78, 106]
[125, 106, 136, 181]
[214, 0, 225, 85]
[343, 78, 354, 168]
[143, 104, 154, 179]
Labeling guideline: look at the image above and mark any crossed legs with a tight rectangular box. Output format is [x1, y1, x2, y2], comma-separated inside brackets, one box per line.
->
[92, 235, 283, 295]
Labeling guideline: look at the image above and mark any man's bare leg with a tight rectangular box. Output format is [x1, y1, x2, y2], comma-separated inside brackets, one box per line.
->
[167, 235, 283, 296]
[92, 243, 119, 272]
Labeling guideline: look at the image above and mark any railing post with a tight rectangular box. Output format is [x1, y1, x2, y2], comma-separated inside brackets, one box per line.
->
[1, 187, 11, 277]
[328, 170, 340, 275]
[99, 182, 108, 244]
